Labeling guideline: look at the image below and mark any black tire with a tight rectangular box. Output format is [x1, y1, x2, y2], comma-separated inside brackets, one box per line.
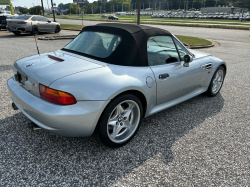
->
[97, 94, 143, 148]
[55, 26, 61, 33]
[31, 27, 39, 35]
[13, 31, 21, 36]
[206, 66, 225, 97]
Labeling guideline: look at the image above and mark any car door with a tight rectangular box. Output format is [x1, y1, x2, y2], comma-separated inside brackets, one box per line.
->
[148, 35, 202, 105]
[31, 16, 42, 31]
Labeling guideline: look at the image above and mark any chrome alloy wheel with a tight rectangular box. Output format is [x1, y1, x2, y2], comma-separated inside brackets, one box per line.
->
[107, 100, 140, 143]
[212, 69, 224, 94]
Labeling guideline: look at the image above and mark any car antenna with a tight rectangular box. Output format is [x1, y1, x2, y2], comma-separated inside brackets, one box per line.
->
[31, 22, 40, 56]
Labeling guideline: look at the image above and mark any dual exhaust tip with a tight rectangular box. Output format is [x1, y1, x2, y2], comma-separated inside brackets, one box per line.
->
[12, 102, 41, 131]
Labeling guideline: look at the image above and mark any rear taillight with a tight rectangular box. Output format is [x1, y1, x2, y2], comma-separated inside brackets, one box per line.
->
[39, 84, 77, 105]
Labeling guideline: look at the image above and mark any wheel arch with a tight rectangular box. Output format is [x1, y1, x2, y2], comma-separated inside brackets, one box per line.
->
[110, 90, 148, 118]
[93, 89, 148, 138]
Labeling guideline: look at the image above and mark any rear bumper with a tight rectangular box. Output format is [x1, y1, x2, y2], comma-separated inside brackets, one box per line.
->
[7, 77, 109, 137]
[6, 26, 32, 33]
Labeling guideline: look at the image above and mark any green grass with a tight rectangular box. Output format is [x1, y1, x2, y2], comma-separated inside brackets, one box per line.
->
[60, 23, 212, 47]
[175, 35, 212, 47]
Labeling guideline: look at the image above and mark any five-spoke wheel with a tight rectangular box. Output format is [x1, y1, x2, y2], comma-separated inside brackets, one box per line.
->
[97, 94, 143, 148]
[206, 66, 225, 97]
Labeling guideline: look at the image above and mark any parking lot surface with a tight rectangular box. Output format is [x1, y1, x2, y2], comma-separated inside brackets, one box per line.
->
[0, 26, 250, 186]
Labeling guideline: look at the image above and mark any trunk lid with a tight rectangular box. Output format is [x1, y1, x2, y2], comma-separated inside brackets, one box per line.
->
[7, 18, 28, 27]
[14, 50, 104, 87]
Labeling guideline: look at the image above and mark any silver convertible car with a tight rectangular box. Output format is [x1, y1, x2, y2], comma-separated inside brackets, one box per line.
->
[7, 23, 226, 148]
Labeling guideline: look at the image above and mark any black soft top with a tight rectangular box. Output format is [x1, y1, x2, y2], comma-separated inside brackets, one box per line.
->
[69, 23, 173, 66]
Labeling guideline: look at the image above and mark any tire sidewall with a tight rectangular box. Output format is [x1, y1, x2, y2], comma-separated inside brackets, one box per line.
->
[32, 27, 39, 35]
[97, 94, 143, 148]
[207, 66, 225, 97]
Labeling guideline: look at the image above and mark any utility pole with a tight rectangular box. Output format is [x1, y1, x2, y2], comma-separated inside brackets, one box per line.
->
[122, 4, 123, 12]
[179, 1, 181, 9]
[41, 0, 44, 16]
[149, 2, 150, 8]
[192, 1, 194, 9]
[51, 0, 56, 22]
[159, 2, 161, 11]
[92, 4, 93, 15]
[186, 0, 188, 11]
[155, 3, 156, 12]
[137, 0, 140, 25]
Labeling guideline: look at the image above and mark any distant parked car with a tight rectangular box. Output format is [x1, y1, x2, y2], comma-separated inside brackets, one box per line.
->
[0, 15, 15, 30]
[101, 14, 107, 18]
[108, 15, 119, 20]
[7, 15, 61, 36]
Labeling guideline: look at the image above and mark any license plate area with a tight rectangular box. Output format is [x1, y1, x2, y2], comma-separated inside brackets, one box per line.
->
[16, 71, 27, 85]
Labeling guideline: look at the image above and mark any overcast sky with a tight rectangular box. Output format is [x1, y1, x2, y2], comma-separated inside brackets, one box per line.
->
[0, 0, 93, 9]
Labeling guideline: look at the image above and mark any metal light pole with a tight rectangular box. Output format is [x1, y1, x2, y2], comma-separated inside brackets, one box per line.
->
[155, 3, 156, 12]
[192, 1, 194, 9]
[41, 0, 44, 16]
[149, 2, 150, 8]
[179, 1, 181, 9]
[51, 0, 56, 22]
[159, 2, 161, 11]
[137, 0, 140, 24]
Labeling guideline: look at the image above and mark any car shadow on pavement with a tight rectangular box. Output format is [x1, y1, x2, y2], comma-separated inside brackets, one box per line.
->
[0, 31, 56, 38]
[0, 93, 224, 186]
[0, 65, 12, 72]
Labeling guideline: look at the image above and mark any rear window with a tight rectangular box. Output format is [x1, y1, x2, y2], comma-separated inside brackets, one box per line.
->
[15, 15, 32, 20]
[64, 31, 122, 58]
[0, 16, 6, 20]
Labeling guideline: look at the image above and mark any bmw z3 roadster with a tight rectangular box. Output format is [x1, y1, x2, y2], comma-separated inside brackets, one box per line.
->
[7, 23, 226, 148]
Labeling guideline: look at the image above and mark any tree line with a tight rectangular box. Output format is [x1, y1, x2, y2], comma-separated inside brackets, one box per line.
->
[18, 0, 250, 15]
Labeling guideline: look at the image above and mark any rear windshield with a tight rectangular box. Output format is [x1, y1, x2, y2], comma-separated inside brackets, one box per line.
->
[15, 15, 32, 20]
[64, 31, 121, 58]
[0, 16, 6, 20]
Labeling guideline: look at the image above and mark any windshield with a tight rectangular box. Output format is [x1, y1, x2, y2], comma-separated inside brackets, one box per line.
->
[15, 15, 32, 20]
[64, 31, 121, 58]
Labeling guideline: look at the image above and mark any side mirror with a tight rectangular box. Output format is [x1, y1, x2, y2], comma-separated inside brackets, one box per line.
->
[47, 20, 51, 23]
[183, 55, 193, 67]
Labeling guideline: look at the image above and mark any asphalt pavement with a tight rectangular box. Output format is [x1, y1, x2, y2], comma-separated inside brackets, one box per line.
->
[0, 24, 249, 186]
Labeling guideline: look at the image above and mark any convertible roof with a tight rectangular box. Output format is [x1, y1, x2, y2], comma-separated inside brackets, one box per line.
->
[67, 23, 173, 66]
[94, 23, 172, 35]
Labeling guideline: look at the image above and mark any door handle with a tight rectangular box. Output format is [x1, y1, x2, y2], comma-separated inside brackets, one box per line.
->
[159, 73, 169, 79]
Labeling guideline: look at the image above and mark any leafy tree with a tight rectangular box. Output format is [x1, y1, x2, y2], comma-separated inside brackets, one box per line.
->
[29, 6, 43, 15]
[19, 7, 29, 14]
